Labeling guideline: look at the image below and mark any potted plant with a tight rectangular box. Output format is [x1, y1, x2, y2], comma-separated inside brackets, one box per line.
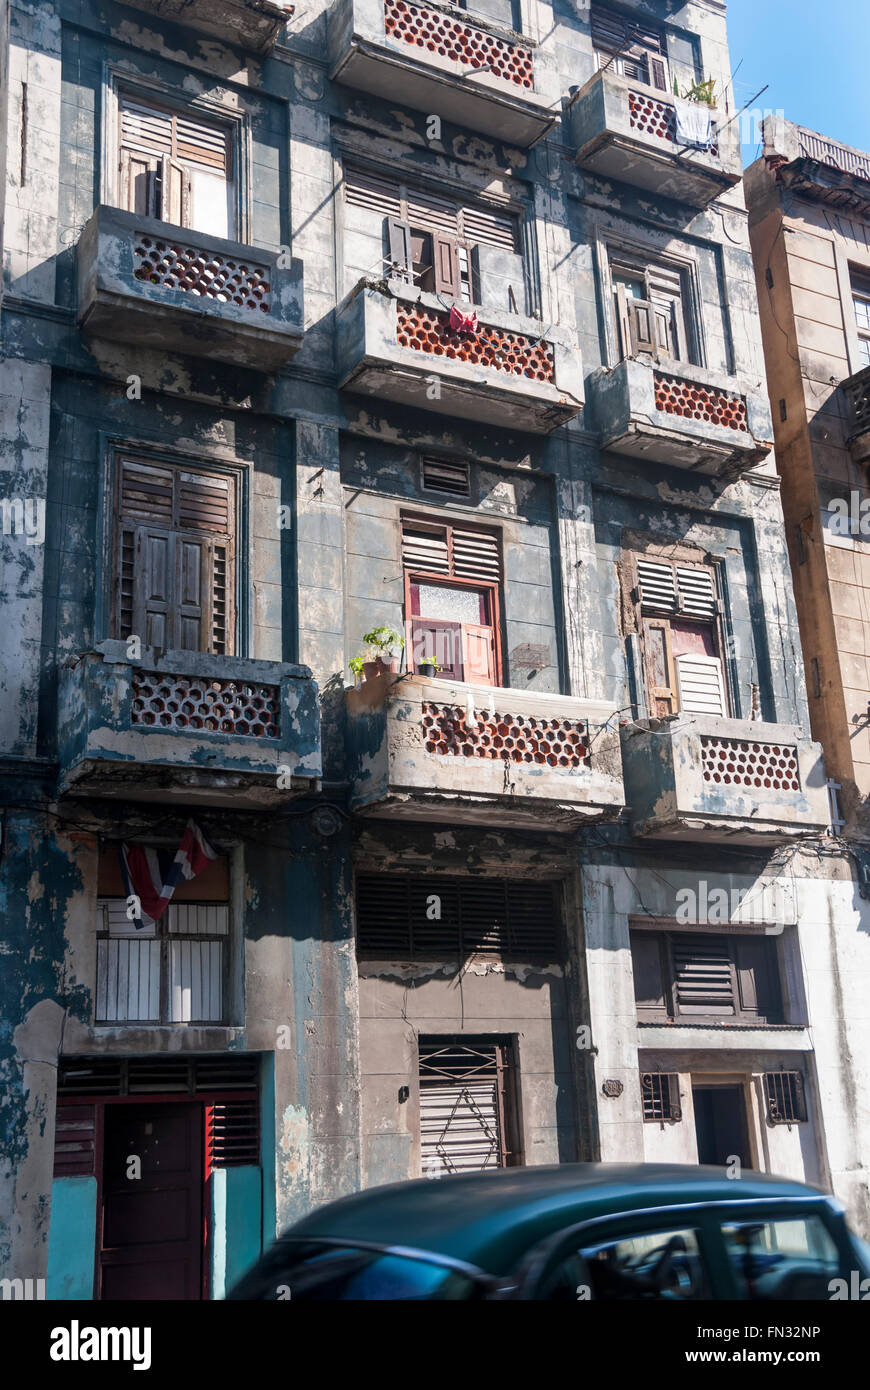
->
[349, 625, 405, 683]
[417, 657, 442, 679]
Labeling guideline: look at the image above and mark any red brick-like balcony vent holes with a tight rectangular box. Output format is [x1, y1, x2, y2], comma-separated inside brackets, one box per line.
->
[133, 237, 272, 314]
[132, 675, 280, 738]
[422, 702, 589, 768]
[396, 304, 554, 381]
[627, 90, 719, 157]
[700, 737, 800, 792]
[384, 0, 534, 89]
[653, 372, 748, 432]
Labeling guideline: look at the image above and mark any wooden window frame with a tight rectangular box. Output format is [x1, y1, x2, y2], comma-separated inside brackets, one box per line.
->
[611, 256, 690, 365]
[630, 926, 785, 1027]
[632, 553, 727, 718]
[591, 4, 669, 91]
[111, 452, 239, 657]
[401, 513, 504, 686]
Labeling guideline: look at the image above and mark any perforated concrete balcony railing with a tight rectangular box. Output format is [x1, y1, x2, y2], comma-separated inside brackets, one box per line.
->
[57, 642, 321, 807]
[843, 364, 870, 465]
[77, 206, 303, 372]
[567, 69, 741, 208]
[620, 715, 829, 845]
[329, 0, 558, 146]
[336, 277, 582, 433]
[587, 357, 774, 476]
[346, 672, 625, 830]
[118, 0, 293, 53]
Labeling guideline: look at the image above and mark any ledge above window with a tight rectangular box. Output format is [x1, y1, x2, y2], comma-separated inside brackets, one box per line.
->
[328, 0, 559, 147]
[76, 205, 304, 373]
[118, 0, 293, 54]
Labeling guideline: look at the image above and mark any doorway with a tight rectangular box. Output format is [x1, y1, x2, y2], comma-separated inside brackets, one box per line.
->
[98, 1103, 203, 1300]
[692, 1085, 750, 1168]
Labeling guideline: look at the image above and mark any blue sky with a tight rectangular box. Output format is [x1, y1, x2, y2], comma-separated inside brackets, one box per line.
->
[722, 0, 870, 166]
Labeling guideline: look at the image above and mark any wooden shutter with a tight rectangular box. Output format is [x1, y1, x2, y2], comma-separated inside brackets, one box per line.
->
[672, 935, 735, 1017]
[630, 931, 669, 1021]
[388, 218, 413, 278]
[120, 96, 173, 159]
[119, 458, 174, 524]
[652, 300, 675, 358]
[119, 149, 159, 216]
[175, 111, 230, 174]
[205, 1098, 259, 1177]
[614, 282, 633, 358]
[675, 566, 717, 620]
[356, 874, 558, 958]
[628, 299, 657, 357]
[734, 936, 781, 1023]
[433, 232, 460, 297]
[649, 56, 668, 90]
[53, 1104, 98, 1178]
[402, 524, 451, 576]
[179, 470, 232, 534]
[675, 653, 726, 716]
[462, 624, 495, 686]
[421, 457, 471, 497]
[451, 527, 501, 583]
[135, 525, 174, 650]
[345, 167, 403, 219]
[642, 617, 677, 715]
[410, 617, 463, 680]
[160, 153, 192, 228]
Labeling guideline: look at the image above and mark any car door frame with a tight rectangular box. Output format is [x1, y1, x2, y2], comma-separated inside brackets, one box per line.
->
[699, 1195, 859, 1300]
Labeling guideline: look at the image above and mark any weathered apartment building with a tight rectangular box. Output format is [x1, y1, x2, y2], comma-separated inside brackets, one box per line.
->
[1, 0, 868, 1301]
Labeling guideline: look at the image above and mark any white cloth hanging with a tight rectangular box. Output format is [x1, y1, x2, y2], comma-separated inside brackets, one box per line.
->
[674, 99, 713, 149]
[465, 690, 477, 730]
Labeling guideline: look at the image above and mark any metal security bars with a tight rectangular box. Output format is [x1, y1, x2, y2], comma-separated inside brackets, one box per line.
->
[641, 1071, 682, 1122]
[96, 900, 229, 1025]
[764, 1071, 807, 1125]
[419, 1038, 519, 1174]
[355, 874, 559, 958]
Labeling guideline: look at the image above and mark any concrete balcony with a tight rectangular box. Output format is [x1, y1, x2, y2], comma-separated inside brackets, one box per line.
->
[568, 70, 741, 207]
[57, 641, 321, 807]
[761, 115, 870, 219]
[120, 0, 293, 53]
[77, 206, 303, 373]
[336, 277, 582, 433]
[843, 365, 870, 465]
[329, 0, 558, 147]
[587, 357, 774, 476]
[620, 714, 829, 845]
[346, 672, 625, 830]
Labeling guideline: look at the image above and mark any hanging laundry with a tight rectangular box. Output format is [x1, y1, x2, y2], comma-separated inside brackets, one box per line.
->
[674, 99, 713, 149]
[449, 305, 479, 336]
[119, 819, 218, 928]
[465, 689, 478, 730]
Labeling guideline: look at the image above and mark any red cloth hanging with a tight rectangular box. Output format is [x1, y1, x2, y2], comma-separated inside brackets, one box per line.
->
[448, 305, 478, 336]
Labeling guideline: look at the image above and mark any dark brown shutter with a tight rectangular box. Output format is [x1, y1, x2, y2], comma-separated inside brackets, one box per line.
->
[421, 457, 471, 497]
[388, 218, 413, 277]
[628, 299, 657, 356]
[356, 874, 558, 959]
[119, 149, 159, 216]
[630, 931, 669, 1021]
[205, 1097, 259, 1177]
[178, 470, 232, 533]
[433, 232, 460, 297]
[734, 936, 782, 1023]
[649, 56, 668, 90]
[345, 167, 404, 219]
[119, 458, 174, 524]
[672, 935, 735, 1017]
[53, 1104, 98, 1177]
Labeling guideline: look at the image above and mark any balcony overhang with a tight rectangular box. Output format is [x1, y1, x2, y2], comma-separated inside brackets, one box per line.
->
[568, 70, 741, 208]
[843, 365, 870, 464]
[588, 357, 774, 476]
[336, 277, 582, 433]
[346, 672, 625, 830]
[119, 0, 293, 53]
[762, 116, 870, 218]
[58, 641, 321, 808]
[620, 714, 829, 845]
[77, 205, 303, 373]
[329, 0, 558, 147]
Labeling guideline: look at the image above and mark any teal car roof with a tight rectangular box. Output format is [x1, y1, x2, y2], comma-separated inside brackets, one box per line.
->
[284, 1163, 829, 1276]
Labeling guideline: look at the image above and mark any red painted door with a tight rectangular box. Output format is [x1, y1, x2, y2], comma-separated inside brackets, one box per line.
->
[98, 1103, 203, 1300]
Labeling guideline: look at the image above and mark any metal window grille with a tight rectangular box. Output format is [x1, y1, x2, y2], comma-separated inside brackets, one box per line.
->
[763, 1071, 807, 1125]
[419, 1038, 518, 1174]
[641, 1071, 682, 1121]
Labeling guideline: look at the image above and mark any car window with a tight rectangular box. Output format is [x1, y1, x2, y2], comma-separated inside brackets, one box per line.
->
[540, 1226, 710, 1301]
[722, 1216, 841, 1300]
[229, 1241, 480, 1300]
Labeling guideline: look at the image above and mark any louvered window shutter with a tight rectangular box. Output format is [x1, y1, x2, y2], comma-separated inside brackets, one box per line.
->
[451, 527, 501, 583]
[675, 566, 718, 620]
[649, 56, 668, 90]
[675, 653, 727, 717]
[402, 524, 451, 576]
[672, 935, 735, 1017]
[636, 558, 678, 613]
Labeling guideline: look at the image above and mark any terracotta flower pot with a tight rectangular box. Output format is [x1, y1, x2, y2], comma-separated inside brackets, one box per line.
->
[363, 657, 395, 681]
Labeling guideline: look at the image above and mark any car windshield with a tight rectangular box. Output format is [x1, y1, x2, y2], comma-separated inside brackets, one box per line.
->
[235, 1241, 481, 1300]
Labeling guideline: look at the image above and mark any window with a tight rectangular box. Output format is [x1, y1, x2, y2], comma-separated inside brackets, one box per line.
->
[95, 846, 230, 1025]
[118, 93, 234, 238]
[722, 1216, 840, 1299]
[611, 256, 689, 364]
[591, 5, 668, 90]
[355, 873, 559, 959]
[540, 1225, 709, 1301]
[114, 455, 236, 654]
[421, 456, 471, 498]
[345, 166, 521, 309]
[630, 929, 784, 1024]
[402, 516, 502, 684]
[419, 1037, 521, 1174]
[632, 555, 726, 717]
[641, 1071, 682, 1121]
[763, 1071, 807, 1124]
[457, 0, 521, 31]
[851, 270, 870, 368]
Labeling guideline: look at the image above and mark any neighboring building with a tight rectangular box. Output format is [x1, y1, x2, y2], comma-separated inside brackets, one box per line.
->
[1, 0, 868, 1301]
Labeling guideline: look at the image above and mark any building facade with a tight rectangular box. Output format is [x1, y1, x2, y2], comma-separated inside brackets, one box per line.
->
[1, 0, 869, 1301]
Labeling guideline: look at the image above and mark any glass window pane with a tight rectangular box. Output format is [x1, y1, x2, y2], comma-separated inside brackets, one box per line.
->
[417, 583, 484, 624]
[722, 1216, 841, 1299]
[541, 1226, 708, 1301]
